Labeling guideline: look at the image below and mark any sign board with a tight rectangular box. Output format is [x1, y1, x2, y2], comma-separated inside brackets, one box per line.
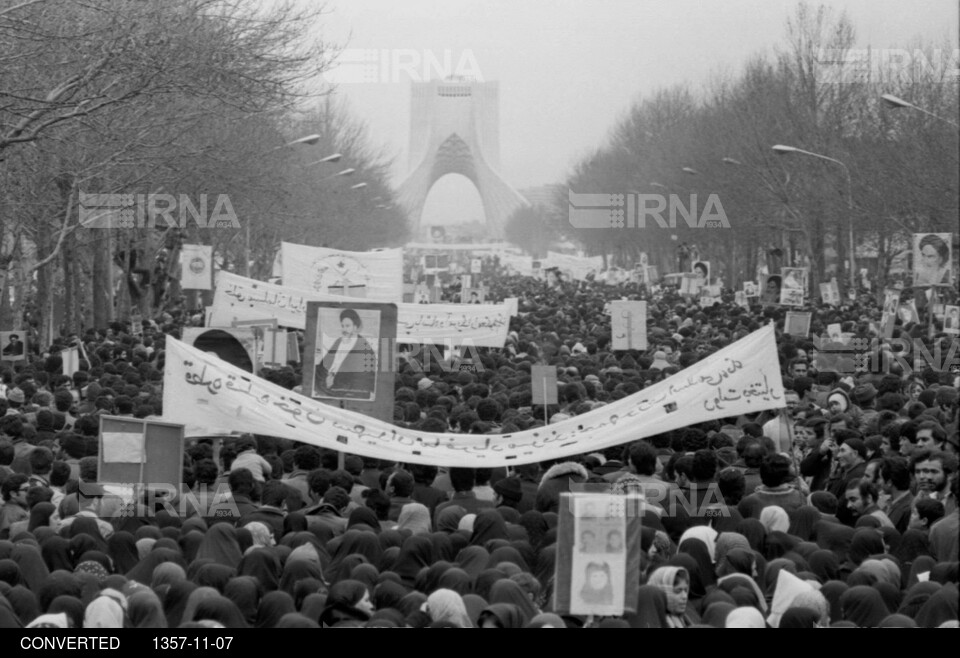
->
[303, 301, 397, 423]
[610, 301, 647, 351]
[554, 493, 642, 617]
[96, 416, 185, 487]
[531, 365, 558, 405]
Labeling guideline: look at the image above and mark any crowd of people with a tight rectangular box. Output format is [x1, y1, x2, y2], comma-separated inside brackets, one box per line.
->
[0, 261, 957, 628]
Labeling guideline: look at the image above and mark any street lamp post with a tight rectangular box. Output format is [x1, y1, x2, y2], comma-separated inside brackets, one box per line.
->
[772, 144, 856, 289]
[881, 94, 959, 128]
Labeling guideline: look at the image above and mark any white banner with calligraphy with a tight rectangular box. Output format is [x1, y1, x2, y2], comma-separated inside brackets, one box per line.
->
[209, 272, 509, 347]
[545, 252, 605, 281]
[163, 324, 785, 467]
[280, 243, 403, 302]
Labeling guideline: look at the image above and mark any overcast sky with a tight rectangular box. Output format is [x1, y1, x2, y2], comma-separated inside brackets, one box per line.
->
[314, 0, 958, 227]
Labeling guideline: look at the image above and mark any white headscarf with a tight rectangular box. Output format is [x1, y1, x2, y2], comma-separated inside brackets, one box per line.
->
[84, 596, 125, 628]
[759, 506, 790, 533]
[679, 526, 718, 563]
[243, 522, 275, 553]
[767, 569, 817, 628]
[725, 606, 766, 628]
[27, 613, 69, 628]
[396, 503, 432, 536]
[426, 589, 474, 628]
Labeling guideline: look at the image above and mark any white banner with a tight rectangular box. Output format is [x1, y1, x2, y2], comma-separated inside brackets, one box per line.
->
[499, 253, 534, 275]
[281, 243, 403, 302]
[545, 252, 604, 281]
[180, 244, 213, 290]
[209, 272, 509, 347]
[162, 324, 785, 467]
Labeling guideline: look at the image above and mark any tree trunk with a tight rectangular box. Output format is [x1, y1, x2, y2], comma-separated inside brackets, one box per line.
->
[92, 230, 113, 329]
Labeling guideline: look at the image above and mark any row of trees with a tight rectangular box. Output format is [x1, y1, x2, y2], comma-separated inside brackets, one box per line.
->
[508, 3, 958, 294]
[0, 0, 407, 346]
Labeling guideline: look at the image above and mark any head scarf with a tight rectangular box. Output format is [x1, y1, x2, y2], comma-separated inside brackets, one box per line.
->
[470, 510, 509, 546]
[478, 603, 525, 628]
[396, 503, 432, 536]
[135, 538, 156, 560]
[436, 506, 467, 534]
[787, 506, 822, 541]
[194, 563, 236, 593]
[191, 595, 248, 629]
[679, 526, 718, 563]
[237, 549, 281, 592]
[678, 538, 717, 588]
[736, 519, 767, 552]
[347, 507, 382, 534]
[525, 612, 566, 628]
[373, 579, 407, 611]
[243, 522, 274, 553]
[180, 586, 221, 625]
[714, 532, 751, 568]
[779, 606, 821, 628]
[626, 586, 669, 629]
[487, 546, 530, 573]
[223, 576, 261, 627]
[488, 578, 538, 625]
[279, 560, 325, 597]
[849, 528, 885, 566]
[83, 595, 125, 628]
[125, 548, 186, 586]
[7, 585, 40, 625]
[11, 544, 49, 592]
[0, 559, 21, 587]
[26, 612, 69, 628]
[106, 532, 139, 575]
[41, 537, 73, 572]
[878, 614, 918, 628]
[759, 506, 790, 534]
[702, 602, 737, 628]
[162, 580, 197, 628]
[195, 524, 242, 569]
[455, 546, 490, 578]
[48, 595, 85, 628]
[915, 585, 959, 629]
[426, 588, 473, 628]
[128, 589, 166, 628]
[840, 586, 890, 628]
[725, 606, 766, 628]
[392, 536, 435, 588]
[767, 569, 817, 628]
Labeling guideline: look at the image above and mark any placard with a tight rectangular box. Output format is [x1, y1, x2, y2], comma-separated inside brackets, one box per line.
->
[554, 493, 642, 617]
[743, 281, 758, 297]
[761, 274, 782, 306]
[471, 258, 483, 274]
[303, 301, 397, 423]
[779, 268, 807, 306]
[784, 311, 812, 338]
[531, 365, 558, 405]
[610, 301, 647, 351]
[913, 233, 953, 286]
[461, 288, 486, 304]
[944, 305, 960, 335]
[96, 416, 185, 487]
[0, 330, 27, 362]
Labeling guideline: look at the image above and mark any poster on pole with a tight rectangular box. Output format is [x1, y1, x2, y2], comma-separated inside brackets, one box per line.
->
[96, 416, 185, 487]
[180, 244, 213, 291]
[761, 274, 782, 306]
[531, 366, 558, 406]
[913, 233, 952, 286]
[0, 330, 27, 362]
[743, 281, 759, 298]
[784, 311, 812, 338]
[610, 301, 647, 351]
[553, 493, 642, 617]
[881, 289, 900, 339]
[303, 301, 397, 423]
[779, 268, 807, 307]
[944, 305, 960, 335]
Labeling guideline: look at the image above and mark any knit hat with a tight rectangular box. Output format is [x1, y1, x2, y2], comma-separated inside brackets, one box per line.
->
[493, 477, 523, 504]
[5, 388, 24, 404]
[418, 377, 434, 391]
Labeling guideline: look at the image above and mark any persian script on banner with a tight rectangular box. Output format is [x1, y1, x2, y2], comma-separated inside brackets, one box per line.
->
[280, 242, 403, 302]
[163, 324, 786, 468]
[209, 271, 509, 347]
